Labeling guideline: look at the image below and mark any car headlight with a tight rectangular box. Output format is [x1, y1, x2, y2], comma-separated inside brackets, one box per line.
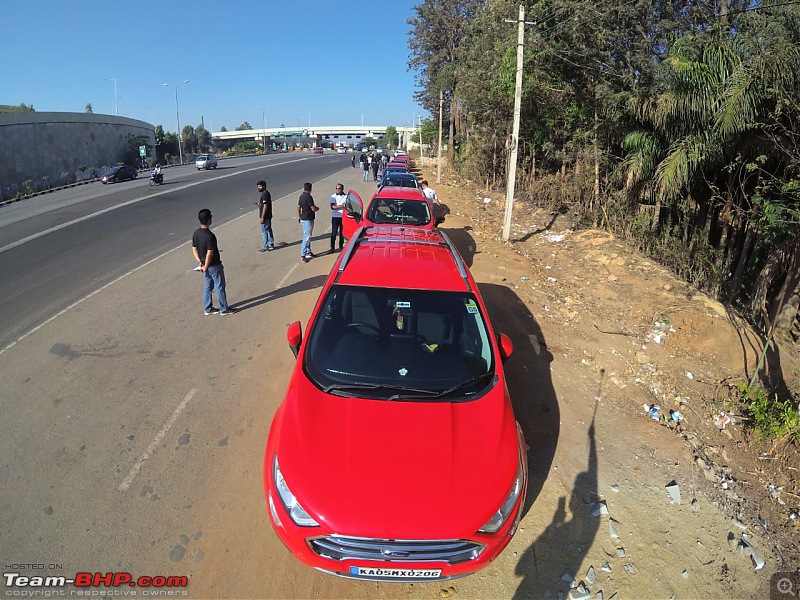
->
[272, 455, 319, 527]
[478, 460, 524, 534]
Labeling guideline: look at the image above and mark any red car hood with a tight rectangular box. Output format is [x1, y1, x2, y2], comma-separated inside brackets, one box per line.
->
[273, 373, 520, 539]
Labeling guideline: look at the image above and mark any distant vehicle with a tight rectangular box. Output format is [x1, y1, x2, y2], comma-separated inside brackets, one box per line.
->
[336, 146, 347, 154]
[195, 153, 218, 170]
[313, 148, 324, 155]
[376, 147, 385, 154]
[101, 165, 138, 184]
[355, 142, 368, 152]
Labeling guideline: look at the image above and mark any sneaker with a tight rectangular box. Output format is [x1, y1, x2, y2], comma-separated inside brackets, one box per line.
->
[204, 307, 219, 316]
[267, 246, 274, 252]
[219, 308, 237, 315]
[306, 252, 316, 258]
[301, 256, 310, 263]
[258, 248, 268, 252]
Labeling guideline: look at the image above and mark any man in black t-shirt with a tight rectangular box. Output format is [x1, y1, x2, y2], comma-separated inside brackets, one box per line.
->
[256, 180, 274, 252]
[297, 182, 319, 263]
[192, 208, 235, 315]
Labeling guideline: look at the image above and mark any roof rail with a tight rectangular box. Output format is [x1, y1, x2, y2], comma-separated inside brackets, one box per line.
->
[334, 227, 471, 290]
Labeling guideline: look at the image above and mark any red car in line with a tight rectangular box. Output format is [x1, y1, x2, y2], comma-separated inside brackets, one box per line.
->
[341, 186, 438, 240]
[263, 226, 528, 582]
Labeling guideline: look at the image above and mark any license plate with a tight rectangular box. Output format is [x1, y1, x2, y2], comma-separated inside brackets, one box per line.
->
[349, 566, 442, 579]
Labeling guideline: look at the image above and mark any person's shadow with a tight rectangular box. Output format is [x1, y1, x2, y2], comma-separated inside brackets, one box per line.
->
[513, 407, 601, 599]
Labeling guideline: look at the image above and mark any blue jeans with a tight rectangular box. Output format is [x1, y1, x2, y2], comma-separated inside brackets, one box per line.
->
[260, 219, 274, 249]
[300, 219, 314, 257]
[203, 264, 229, 312]
[362, 169, 369, 181]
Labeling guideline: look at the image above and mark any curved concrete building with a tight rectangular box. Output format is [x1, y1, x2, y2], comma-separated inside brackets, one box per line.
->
[0, 112, 154, 200]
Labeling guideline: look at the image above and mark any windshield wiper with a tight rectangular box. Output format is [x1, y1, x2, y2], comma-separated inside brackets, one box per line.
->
[432, 373, 496, 398]
[322, 382, 439, 397]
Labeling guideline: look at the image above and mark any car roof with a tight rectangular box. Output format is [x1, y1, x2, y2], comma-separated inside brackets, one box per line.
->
[373, 186, 425, 200]
[334, 227, 470, 292]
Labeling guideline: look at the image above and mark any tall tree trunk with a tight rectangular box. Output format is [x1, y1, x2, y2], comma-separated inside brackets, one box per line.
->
[728, 224, 756, 301]
[448, 93, 457, 167]
[769, 232, 800, 338]
[594, 109, 600, 202]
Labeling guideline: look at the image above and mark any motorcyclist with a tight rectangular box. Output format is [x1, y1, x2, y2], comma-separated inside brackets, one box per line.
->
[151, 163, 163, 183]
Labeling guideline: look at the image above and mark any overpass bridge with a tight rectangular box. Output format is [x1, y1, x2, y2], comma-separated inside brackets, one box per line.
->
[212, 125, 418, 148]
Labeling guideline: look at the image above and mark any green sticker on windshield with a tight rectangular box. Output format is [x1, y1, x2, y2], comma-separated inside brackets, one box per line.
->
[465, 300, 478, 314]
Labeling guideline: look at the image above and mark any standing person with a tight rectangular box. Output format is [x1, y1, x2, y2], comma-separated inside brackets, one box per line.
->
[361, 154, 370, 182]
[421, 180, 440, 205]
[256, 180, 274, 252]
[371, 154, 380, 182]
[329, 183, 347, 252]
[192, 209, 236, 315]
[298, 182, 319, 263]
[351, 153, 356, 168]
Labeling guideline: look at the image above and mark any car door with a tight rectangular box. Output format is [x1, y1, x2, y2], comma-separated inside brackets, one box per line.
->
[342, 190, 364, 239]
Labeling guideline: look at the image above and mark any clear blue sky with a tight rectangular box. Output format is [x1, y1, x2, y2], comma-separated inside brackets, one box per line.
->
[1, 1, 425, 133]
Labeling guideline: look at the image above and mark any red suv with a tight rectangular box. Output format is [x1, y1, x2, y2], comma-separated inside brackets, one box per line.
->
[263, 226, 528, 582]
[342, 186, 438, 239]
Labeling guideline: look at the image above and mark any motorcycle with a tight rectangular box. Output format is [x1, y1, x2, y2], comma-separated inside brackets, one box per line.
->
[149, 172, 164, 186]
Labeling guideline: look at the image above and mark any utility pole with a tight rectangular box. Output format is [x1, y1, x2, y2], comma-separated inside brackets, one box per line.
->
[502, 5, 535, 242]
[437, 89, 443, 184]
[418, 113, 423, 164]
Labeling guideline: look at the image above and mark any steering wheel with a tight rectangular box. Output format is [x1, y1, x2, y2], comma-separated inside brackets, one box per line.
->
[347, 322, 380, 335]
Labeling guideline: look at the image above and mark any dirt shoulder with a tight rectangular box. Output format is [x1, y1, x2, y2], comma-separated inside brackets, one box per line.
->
[419, 161, 799, 599]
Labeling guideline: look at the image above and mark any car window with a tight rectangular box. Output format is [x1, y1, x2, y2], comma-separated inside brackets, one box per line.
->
[367, 198, 430, 226]
[304, 285, 495, 400]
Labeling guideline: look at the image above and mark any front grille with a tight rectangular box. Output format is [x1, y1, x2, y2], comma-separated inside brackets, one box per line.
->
[308, 535, 485, 564]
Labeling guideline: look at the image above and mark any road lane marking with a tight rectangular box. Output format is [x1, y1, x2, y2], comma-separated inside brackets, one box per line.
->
[0, 209, 255, 358]
[118, 388, 198, 492]
[0, 156, 316, 255]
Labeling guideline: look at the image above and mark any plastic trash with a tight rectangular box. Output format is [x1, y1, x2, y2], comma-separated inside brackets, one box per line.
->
[644, 403, 662, 421]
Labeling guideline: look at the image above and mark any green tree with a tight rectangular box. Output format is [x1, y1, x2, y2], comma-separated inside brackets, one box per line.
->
[195, 124, 211, 153]
[0, 103, 35, 113]
[236, 122, 253, 131]
[408, 0, 483, 166]
[85, 103, 93, 113]
[382, 125, 399, 148]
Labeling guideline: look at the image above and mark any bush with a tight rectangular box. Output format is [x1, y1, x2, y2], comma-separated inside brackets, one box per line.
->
[740, 383, 800, 440]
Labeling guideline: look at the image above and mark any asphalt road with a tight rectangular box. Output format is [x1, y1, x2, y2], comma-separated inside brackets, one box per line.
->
[0, 153, 404, 598]
[0, 153, 354, 351]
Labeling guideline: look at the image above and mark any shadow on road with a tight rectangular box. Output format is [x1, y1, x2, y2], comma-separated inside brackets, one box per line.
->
[513, 411, 600, 599]
[233, 274, 328, 312]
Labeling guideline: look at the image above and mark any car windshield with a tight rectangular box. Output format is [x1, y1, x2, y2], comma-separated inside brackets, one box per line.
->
[382, 176, 418, 188]
[366, 197, 430, 226]
[197, 156, 207, 161]
[304, 285, 496, 400]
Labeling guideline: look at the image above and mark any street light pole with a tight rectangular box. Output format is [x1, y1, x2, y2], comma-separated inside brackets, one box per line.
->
[105, 78, 117, 115]
[164, 80, 189, 165]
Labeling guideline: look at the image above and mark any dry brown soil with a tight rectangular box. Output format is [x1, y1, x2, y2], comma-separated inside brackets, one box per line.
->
[414, 160, 800, 599]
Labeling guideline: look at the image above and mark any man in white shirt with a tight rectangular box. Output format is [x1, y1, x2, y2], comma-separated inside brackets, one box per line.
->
[329, 183, 347, 252]
[421, 180, 440, 205]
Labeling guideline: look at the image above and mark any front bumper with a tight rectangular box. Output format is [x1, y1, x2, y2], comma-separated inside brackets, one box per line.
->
[265, 485, 524, 582]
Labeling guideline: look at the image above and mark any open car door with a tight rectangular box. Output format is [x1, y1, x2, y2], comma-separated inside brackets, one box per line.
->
[342, 190, 364, 239]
